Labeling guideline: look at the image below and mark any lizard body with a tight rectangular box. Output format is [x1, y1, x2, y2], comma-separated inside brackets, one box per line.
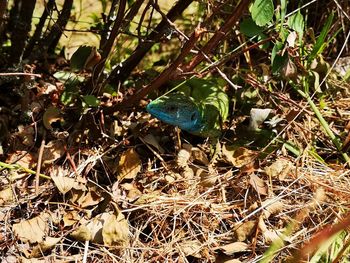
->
[146, 78, 229, 138]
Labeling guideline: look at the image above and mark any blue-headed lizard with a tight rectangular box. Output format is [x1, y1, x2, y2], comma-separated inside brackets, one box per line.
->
[146, 78, 229, 138]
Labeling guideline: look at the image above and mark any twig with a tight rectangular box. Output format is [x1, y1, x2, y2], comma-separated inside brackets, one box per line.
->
[35, 130, 46, 195]
[0, 72, 42, 77]
[104, 26, 204, 113]
[180, 0, 251, 73]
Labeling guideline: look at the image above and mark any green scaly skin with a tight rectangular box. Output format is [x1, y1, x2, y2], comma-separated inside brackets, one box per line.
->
[146, 78, 229, 138]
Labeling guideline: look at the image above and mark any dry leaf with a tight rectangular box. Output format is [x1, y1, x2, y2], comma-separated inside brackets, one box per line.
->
[51, 175, 77, 194]
[258, 217, 285, 244]
[177, 148, 191, 167]
[261, 199, 284, 218]
[265, 159, 293, 180]
[79, 189, 103, 208]
[0, 187, 14, 205]
[143, 134, 165, 153]
[63, 211, 80, 227]
[102, 211, 129, 246]
[71, 211, 129, 246]
[43, 107, 62, 130]
[249, 108, 272, 131]
[222, 145, 256, 167]
[235, 221, 256, 241]
[218, 242, 249, 255]
[12, 213, 51, 243]
[30, 237, 61, 257]
[70, 216, 104, 243]
[117, 148, 141, 180]
[249, 174, 268, 196]
[42, 140, 65, 165]
[178, 240, 202, 258]
[191, 147, 209, 165]
[198, 167, 217, 187]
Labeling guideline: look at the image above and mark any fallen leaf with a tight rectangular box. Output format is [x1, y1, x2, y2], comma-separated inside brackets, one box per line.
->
[43, 107, 62, 130]
[258, 217, 285, 244]
[265, 158, 293, 180]
[79, 189, 103, 208]
[30, 237, 61, 257]
[218, 242, 249, 255]
[191, 147, 209, 165]
[42, 140, 65, 165]
[235, 221, 256, 241]
[261, 199, 284, 218]
[0, 187, 14, 205]
[143, 134, 165, 153]
[12, 213, 51, 243]
[102, 211, 129, 246]
[222, 145, 256, 168]
[249, 108, 272, 131]
[51, 175, 78, 194]
[63, 211, 81, 227]
[198, 167, 217, 187]
[70, 211, 129, 246]
[117, 148, 141, 180]
[178, 240, 202, 258]
[177, 148, 191, 167]
[249, 173, 268, 196]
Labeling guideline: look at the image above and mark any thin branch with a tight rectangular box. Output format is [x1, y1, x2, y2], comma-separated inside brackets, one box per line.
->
[180, 0, 251, 73]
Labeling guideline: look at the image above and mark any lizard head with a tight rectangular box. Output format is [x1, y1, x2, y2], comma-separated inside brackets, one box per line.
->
[146, 93, 204, 133]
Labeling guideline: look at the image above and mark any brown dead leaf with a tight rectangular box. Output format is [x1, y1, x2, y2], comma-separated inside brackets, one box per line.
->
[143, 134, 165, 153]
[78, 189, 104, 208]
[177, 148, 191, 167]
[197, 167, 217, 187]
[235, 221, 256, 241]
[102, 211, 129, 246]
[17, 125, 35, 146]
[249, 174, 268, 196]
[63, 211, 80, 227]
[12, 213, 51, 243]
[117, 148, 141, 180]
[6, 151, 34, 170]
[42, 140, 65, 165]
[258, 217, 285, 244]
[218, 242, 249, 255]
[222, 145, 256, 168]
[178, 240, 202, 258]
[265, 158, 293, 180]
[43, 107, 62, 130]
[30, 237, 61, 257]
[0, 187, 14, 205]
[191, 147, 209, 165]
[52, 175, 78, 194]
[70, 211, 129, 246]
[261, 199, 284, 219]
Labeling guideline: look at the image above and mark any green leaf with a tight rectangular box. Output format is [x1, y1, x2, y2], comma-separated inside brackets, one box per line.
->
[250, 0, 274, 26]
[271, 41, 284, 65]
[82, 95, 100, 107]
[70, 46, 94, 71]
[240, 18, 264, 37]
[272, 53, 288, 75]
[308, 12, 334, 64]
[288, 12, 304, 37]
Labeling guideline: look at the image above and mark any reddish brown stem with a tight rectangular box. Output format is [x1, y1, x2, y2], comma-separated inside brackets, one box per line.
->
[180, 0, 251, 73]
[104, 27, 204, 114]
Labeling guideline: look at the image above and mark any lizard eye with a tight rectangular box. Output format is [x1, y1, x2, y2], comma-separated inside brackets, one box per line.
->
[167, 105, 176, 112]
